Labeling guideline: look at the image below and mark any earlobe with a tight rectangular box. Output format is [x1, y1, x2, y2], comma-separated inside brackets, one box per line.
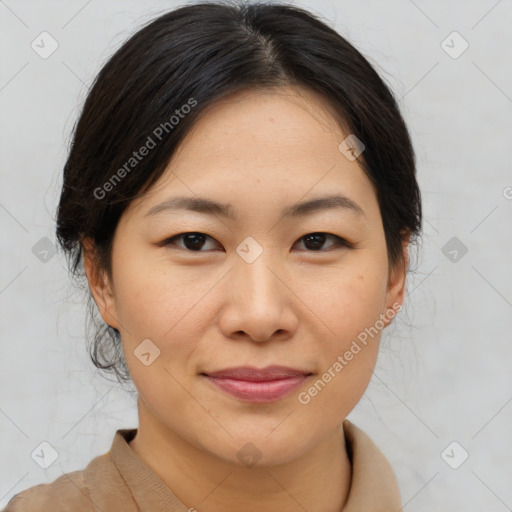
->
[82, 237, 120, 331]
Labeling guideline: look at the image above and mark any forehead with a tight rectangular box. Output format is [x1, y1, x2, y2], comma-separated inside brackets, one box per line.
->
[127, 85, 379, 225]
[178, 85, 348, 154]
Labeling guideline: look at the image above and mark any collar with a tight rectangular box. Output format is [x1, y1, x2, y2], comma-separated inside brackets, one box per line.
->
[341, 419, 402, 510]
[107, 419, 401, 511]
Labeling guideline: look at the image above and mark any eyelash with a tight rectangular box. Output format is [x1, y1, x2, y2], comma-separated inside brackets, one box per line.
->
[160, 232, 353, 253]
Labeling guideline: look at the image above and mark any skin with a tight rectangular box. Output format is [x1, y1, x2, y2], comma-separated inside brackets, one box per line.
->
[83, 85, 409, 512]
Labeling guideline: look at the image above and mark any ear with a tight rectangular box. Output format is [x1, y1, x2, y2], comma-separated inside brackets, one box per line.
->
[382, 231, 411, 327]
[82, 237, 120, 331]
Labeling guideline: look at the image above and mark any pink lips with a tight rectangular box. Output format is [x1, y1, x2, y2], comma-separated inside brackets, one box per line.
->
[203, 365, 312, 403]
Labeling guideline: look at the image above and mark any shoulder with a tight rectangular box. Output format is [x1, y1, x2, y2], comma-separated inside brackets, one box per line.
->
[2, 430, 139, 512]
[2, 468, 94, 512]
[1, 445, 128, 512]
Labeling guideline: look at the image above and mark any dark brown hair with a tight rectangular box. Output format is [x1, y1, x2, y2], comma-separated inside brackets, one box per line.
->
[56, 0, 422, 383]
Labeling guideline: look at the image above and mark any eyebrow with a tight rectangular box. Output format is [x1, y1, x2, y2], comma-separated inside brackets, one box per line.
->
[143, 193, 366, 220]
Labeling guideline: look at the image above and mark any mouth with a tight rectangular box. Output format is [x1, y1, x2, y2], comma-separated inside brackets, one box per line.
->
[200, 365, 314, 403]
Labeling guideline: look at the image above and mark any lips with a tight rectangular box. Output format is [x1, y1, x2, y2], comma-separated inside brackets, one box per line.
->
[203, 365, 312, 381]
[202, 365, 313, 403]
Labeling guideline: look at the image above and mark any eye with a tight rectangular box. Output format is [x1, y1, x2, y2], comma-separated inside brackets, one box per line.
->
[161, 232, 352, 252]
[294, 232, 352, 252]
[162, 232, 219, 251]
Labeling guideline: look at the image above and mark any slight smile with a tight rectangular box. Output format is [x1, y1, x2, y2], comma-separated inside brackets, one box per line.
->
[201, 365, 314, 403]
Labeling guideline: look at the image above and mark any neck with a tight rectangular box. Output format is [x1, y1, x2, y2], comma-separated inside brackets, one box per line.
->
[129, 399, 352, 512]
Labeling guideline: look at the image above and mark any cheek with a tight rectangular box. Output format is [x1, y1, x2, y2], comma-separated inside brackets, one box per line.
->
[298, 262, 387, 409]
[303, 261, 388, 348]
[111, 248, 213, 339]
[112, 255, 208, 417]
[110, 250, 219, 394]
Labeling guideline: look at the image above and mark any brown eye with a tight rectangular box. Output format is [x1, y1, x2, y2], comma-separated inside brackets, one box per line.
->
[295, 233, 351, 251]
[161, 231, 352, 253]
[163, 232, 219, 251]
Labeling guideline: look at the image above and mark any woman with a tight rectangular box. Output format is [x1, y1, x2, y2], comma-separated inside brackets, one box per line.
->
[3, 1, 422, 510]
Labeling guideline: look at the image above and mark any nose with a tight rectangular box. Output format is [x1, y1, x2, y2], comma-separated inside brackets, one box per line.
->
[218, 250, 299, 343]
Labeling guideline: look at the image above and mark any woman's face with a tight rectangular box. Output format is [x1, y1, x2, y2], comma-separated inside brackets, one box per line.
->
[85, 85, 407, 466]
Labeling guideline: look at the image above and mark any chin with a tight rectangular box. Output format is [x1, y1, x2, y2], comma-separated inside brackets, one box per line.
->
[206, 430, 314, 469]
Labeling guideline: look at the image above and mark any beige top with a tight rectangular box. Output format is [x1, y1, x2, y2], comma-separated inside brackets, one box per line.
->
[2, 419, 401, 511]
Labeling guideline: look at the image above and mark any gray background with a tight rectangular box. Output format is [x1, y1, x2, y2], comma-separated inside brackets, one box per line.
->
[1, 0, 511, 510]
